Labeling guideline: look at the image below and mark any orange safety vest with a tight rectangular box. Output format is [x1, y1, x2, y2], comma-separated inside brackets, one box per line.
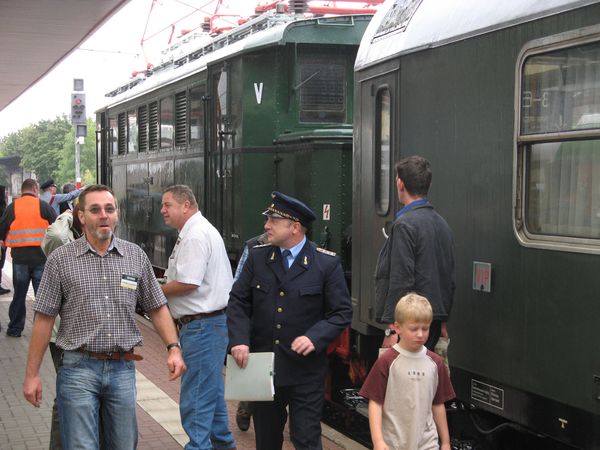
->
[5, 196, 49, 248]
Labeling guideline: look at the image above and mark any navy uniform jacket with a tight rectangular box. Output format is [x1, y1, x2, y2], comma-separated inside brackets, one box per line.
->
[227, 239, 352, 387]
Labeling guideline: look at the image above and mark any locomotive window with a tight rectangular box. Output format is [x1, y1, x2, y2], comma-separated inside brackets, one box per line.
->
[149, 101, 159, 151]
[298, 54, 346, 123]
[117, 113, 126, 155]
[138, 105, 148, 152]
[128, 110, 138, 153]
[160, 96, 174, 149]
[517, 34, 600, 253]
[375, 87, 391, 215]
[190, 85, 205, 147]
[109, 117, 118, 156]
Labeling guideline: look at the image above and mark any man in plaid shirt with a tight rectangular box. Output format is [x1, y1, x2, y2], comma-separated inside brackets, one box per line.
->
[23, 185, 185, 449]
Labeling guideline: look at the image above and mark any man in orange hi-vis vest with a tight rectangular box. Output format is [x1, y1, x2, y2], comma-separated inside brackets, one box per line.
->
[0, 179, 56, 337]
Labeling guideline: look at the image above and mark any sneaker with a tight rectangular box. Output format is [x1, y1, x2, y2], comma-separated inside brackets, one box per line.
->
[6, 330, 21, 337]
[236, 403, 252, 432]
[0, 287, 10, 295]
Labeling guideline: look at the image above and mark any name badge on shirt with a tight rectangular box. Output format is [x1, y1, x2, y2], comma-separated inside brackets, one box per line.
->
[121, 274, 139, 290]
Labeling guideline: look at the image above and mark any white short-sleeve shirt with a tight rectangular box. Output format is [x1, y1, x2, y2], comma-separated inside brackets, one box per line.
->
[165, 211, 233, 319]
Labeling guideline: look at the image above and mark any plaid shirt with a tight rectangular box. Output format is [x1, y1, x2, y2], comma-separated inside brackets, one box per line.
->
[34, 236, 167, 352]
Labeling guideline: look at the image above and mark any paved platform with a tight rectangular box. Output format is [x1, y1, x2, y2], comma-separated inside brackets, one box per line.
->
[0, 261, 366, 450]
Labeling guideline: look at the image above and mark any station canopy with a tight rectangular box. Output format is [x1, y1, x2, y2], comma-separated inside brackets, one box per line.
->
[0, 0, 128, 112]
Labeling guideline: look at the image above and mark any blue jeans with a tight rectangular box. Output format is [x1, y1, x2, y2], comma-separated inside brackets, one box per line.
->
[179, 313, 235, 450]
[57, 351, 138, 450]
[8, 262, 44, 334]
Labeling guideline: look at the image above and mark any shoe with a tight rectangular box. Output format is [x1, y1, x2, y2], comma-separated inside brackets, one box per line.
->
[236, 405, 251, 432]
[6, 330, 22, 337]
[0, 287, 10, 295]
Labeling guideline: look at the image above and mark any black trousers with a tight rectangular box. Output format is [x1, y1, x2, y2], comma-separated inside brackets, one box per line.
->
[425, 319, 442, 351]
[253, 381, 324, 450]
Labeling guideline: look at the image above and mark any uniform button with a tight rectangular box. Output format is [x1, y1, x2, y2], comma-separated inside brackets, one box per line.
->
[256, 284, 261, 289]
[107, 333, 112, 337]
[103, 276, 107, 280]
[279, 291, 285, 297]
[274, 339, 280, 344]
[276, 324, 281, 329]
[277, 307, 283, 313]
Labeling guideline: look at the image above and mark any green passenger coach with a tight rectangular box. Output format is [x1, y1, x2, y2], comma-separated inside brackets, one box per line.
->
[352, 0, 600, 448]
[96, 10, 371, 271]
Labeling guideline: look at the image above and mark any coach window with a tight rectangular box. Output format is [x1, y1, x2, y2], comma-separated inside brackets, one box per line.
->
[128, 110, 138, 153]
[160, 96, 174, 149]
[190, 85, 205, 148]
[517, 38, 600, 251]
[375, 87, 391, 215]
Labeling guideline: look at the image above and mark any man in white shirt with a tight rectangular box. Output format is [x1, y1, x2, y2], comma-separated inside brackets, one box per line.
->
[161, 184, 236, 450]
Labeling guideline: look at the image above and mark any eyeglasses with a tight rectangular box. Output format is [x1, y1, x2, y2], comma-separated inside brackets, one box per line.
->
[83, 206, 117, 215]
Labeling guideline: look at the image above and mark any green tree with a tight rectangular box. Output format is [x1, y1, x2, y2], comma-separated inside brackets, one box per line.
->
[19, 116, 72, 182]
[0, 130, 25, 157]
[56, 118, 97, 186]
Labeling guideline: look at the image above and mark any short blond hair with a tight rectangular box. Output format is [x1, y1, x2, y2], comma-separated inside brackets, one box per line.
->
[394, 293, 433, 324]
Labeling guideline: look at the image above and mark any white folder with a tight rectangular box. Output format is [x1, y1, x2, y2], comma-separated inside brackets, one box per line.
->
[224, 352, 275, 401]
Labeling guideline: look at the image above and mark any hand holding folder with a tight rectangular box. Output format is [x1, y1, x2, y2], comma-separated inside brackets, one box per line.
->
[224, 352, 275, 401]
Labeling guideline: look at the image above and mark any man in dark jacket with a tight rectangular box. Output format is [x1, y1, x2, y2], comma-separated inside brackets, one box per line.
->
[375, 156, 455, 351]
[228, 192, 352, 450]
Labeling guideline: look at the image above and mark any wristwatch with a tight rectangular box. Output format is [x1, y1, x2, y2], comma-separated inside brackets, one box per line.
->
[166, 342, 181, 351]
[384, 328, 396, 337]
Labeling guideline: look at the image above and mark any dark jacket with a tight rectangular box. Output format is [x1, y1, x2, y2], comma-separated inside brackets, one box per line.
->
[228, 239, 352, 386]
[374, 203, 455, 323]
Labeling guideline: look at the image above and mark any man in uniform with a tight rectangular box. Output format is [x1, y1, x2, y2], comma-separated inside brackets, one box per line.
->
[40, 179, 83, 216]
[228, 191, 352, 450]
[0, 178, 57, 337]
[23, 184, 185, 448]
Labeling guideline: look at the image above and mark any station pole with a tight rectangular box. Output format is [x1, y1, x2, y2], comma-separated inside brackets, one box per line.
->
[71, 79, 86, 188]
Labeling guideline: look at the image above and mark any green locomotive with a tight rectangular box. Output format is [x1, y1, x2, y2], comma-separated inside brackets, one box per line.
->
[96, 9, 370, 272]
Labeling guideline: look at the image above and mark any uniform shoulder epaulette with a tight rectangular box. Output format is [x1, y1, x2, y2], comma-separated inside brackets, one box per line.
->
[316, 247, 336, 256]
[252, 243, 272, 249]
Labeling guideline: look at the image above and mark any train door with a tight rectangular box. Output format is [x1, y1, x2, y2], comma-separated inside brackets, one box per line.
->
[354, 68, 398, 328]
[207, 65, 232, 235]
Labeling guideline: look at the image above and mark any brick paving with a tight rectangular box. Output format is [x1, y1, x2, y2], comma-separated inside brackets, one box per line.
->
[0, 262, 357, 449]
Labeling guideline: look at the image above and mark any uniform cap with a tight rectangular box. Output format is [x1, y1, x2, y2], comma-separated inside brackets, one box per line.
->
[263, 191, 316, 227]
[40, 179, 56, 190]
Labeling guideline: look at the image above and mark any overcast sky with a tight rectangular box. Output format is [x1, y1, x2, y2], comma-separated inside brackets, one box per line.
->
[0, 0, 256, 138]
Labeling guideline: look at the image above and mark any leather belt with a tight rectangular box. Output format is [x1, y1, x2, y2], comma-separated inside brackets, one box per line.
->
[75, 349, 143, 361]
[177, 308, 226, 327]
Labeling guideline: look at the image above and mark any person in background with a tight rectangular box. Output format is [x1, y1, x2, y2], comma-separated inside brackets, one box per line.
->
[232, 232, 267, 432]
[0, 179, 57, 337]
[375, 156, 455, 357]
[58, 183, 77, 214]
[160, 184, 236, 450]
[360, 293, 455, 450]
[228, 191, 352, 450]
[39, 179, 83, 216]
[23, 184, 185, 448]
[0, 185, 10, 297]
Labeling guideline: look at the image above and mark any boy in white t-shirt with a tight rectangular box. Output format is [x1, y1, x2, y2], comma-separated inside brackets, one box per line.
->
[360, 293, 455, 450]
